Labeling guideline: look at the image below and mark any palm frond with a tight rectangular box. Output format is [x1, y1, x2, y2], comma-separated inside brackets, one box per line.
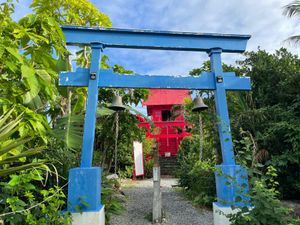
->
[52, 105, 116, 151]
[0, 107, 14, 127]
[285, 35, 300, 44]
[124, 105, 155, 128]
[0, 137, 33, 156]
[283, 0, 300, 17]
[0, 110, 45, 176]
[0, 146, 44, 165]
[97, 106, 115, 117]
[52, 113, 84, 151]
[170, 104, 184, 121]
[0, 109, 23, 141]
[0, 162, 46, 177]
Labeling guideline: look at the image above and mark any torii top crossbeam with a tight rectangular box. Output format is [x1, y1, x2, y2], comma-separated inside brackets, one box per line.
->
[62, 25, 250, 52]
[60, 27, 251, 90]
[61, 26, 251, 212]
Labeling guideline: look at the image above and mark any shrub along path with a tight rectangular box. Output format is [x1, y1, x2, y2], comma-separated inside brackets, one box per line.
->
[111, 178, 213, 225]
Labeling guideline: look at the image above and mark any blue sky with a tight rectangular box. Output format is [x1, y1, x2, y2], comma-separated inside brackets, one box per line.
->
[6, 0, 300, 112]
[9, 0, 300, 75]
[96, 0, 300, 75]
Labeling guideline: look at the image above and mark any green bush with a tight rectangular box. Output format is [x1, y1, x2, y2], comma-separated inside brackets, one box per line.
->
[143, 138, 155, 178]
[0, 170, 71, 225]
[101, 175, 125, 225]
[144, 159, 154, 178]
[228, 166, 300, 225]
[227, 131, 300, 224]
[229, 181, 300, 225]
[177, 136, 216, 207]
[118, 165, 133, 179]
[186, 160, 216, 206]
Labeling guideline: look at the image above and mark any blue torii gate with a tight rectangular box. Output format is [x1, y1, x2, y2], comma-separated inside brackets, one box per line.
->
[59, 26, 251, 218]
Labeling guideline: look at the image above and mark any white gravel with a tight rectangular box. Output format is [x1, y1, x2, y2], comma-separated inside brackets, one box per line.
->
[111, 178, 213, 225]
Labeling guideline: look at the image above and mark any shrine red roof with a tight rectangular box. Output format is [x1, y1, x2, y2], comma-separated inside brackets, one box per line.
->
[143, 89, 191, 106]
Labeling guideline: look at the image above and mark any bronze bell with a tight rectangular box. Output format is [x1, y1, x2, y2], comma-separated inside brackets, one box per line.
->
[192, 97, 208, 112]
[109, 95, 126, 111]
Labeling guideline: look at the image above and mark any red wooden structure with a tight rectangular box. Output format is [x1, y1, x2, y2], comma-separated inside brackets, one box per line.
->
[138, 89, 191, 157]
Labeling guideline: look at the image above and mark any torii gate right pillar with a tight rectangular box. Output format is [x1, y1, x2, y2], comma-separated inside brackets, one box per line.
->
[209, 49, 249, 225]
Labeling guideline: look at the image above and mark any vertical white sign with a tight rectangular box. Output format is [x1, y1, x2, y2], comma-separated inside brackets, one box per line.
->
[133, 141, 144, 176]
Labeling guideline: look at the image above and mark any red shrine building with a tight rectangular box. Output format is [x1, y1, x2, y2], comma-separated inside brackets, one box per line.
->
[138, 89, 191, 158]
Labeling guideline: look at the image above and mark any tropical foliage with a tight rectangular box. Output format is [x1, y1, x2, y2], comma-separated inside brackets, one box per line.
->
[177, 136, 216, 207]
[236, 49, 300, 199]
[1, 0, 300, 224]
[0, 170, 71, 224]
[0, 0, 142, 224]
[284, 0, 300, 43]
[0, 108, 45, 177]
[228, 166, 300, 225]
[177, 48, 300, 222]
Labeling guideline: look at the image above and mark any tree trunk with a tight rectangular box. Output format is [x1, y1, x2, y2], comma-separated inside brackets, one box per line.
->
[199, 114, 203, 161]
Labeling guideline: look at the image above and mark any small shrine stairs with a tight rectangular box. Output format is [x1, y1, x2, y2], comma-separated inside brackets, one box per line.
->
[159, 156, 179, 176]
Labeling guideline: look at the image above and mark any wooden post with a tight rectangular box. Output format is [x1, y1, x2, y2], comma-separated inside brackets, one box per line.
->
[152, 141, 162, 223]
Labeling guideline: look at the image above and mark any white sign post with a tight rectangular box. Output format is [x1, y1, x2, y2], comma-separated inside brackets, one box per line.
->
[133, 141, 144, 177]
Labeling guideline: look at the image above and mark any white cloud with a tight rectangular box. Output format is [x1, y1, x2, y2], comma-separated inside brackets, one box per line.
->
[8, 0, 300, 75]
[96, 0, 300, 75]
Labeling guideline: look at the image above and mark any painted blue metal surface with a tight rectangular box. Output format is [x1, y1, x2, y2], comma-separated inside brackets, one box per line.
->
[209, 48, 250, 206]
[80, 44, 103, 167]
[209, 49, 235, 165]
[61, 26, 250, 53]
[59, 25, 253, 211]
[59, 68, 251, 91]
[68, 167, 102, 212]
[215, 165, 250, 206]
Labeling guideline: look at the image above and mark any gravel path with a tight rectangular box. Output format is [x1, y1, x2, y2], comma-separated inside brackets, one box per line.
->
[111, 178, 213, 225]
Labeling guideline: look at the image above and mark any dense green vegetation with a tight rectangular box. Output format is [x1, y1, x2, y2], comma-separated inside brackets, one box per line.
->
[0, 0, 300, 224]
[177, 136, 216, 207]
[227, 166, 300, 225]
[0, 0, 148, 224]
[177, 49, 300, 224]
[237, 49, 300, 199]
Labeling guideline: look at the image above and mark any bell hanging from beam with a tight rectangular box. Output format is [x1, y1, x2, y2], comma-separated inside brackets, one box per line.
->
[192, 96, 208, 112]
[109, 95, 126, 111]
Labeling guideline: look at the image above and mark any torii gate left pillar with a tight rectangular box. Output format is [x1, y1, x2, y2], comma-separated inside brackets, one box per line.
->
[66, 44, 105, 225]
[59, 26, 252, 225]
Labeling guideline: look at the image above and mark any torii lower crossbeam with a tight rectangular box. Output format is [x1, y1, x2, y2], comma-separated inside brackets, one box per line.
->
[60, 69, 250, 91]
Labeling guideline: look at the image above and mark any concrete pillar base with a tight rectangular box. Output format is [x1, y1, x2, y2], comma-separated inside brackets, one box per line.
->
[71, 206, 105, 225]
[213, 203, 237, 225]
